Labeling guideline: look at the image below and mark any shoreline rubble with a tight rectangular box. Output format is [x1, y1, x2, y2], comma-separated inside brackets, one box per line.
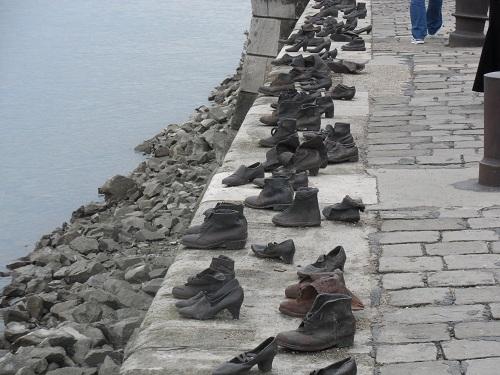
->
[0, 51, 246, 375]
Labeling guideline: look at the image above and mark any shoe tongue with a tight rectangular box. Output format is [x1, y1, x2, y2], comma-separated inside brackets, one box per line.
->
[315, 254, 327, 264]
[236, 352, 257, 363]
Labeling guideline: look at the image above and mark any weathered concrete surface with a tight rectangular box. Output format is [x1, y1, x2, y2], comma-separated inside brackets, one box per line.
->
[122, 1, 376, 374]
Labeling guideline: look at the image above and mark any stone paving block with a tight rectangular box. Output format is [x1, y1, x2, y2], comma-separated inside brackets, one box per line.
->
[493, 242, 500, 253]
[428, 270, 496, 287]
[464, 358, 500, 375]
[376, 343, 437, 364]
[442, 230, 498, 242]
[426, 241, 488, 255]
[379, 256, 443, 273]
[388, 287, 452, 306]
[383, 304, 485, 324]
[439, 208, 480, 218]
[442, 339, 500, 360]
[444, 254, 500, 270]
[375, 231, 440, 244]
[382, 244, 423, 257]
[375, 323, 450, 344]
[483, 208, 500, 218]
[491, 303, 500, 319]
[468, 217, 500, 229]
[454, 321, 500, 339]
[382, 273, 425, 290]
[379, 209, 438, 220]
[379, 361, 461, 375]
[381, 218, 466, 232]
[454, 286, 500, 304]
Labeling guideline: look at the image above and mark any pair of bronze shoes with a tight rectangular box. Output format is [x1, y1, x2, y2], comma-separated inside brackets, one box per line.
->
[280, 269, 364, 317]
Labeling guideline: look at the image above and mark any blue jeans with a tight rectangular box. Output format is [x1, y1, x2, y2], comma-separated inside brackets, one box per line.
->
[410, 0, 443, 39]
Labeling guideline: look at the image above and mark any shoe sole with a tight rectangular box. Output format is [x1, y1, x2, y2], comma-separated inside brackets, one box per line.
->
[328, 156, 359, 164]
[272, 219, 321, 227]
[181, 239, 247, 250]
[245, 201, 291, 211]
[279, 306, 307, 318]
[277, 336, 354, 352]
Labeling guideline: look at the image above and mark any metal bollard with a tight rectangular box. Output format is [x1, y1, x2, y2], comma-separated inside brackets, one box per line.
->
[449, 0, 489, 47]
[479, 72, 500, 186]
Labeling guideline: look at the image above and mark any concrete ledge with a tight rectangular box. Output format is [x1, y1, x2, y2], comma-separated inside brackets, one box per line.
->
[122, 1, 376, 373]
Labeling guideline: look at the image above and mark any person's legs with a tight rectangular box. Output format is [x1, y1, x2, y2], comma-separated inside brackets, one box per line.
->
[427, 0, 443, 35]
[410, 0, 428, 40]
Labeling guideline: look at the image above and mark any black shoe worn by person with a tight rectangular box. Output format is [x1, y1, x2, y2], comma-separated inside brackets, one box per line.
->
[276, 293, 356, 352]
[283, 136, 328, 176]
[297, 246, 347, 277]
[341, 38, 366, 51]
[262, 134, 300, 172]
[251, 239, 296, 264]
[184, 203, 245, 235]
[172, 255, 235, 299]
[181, 209, 247, 250]
[244, 177, 294, 211]
[325, 139, 359, 164]
[323, 196, 365, 222]
[177, 278, 244, 320]
[272, 187, 321, 227]
[222, 162, 264, 186]
[259, 118, 298, 148]
[212, 337, 278, 375]
[258, 73, 295, 96]
[329, 84, 356, 100]
[310, 357, 357, 375]
[253, 168, 308, 191]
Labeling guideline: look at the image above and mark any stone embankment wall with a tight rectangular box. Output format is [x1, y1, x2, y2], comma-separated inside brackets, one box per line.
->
[0, 51, 247, 375]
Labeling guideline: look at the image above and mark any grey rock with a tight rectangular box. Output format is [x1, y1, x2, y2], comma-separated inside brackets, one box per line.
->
[98, 175, 139, 203]
[98, 239, 121, 252]
[101, 317, 142, 347]
[12, 328, 76, 350]
[208, 106, 227, 123]
[25, 296, 44, 320]
[14, 368, 35, 375]
[50, 301, 79, 321]
[2, 310, 30, 325]
[46, 368, 97, 375]
[115, 257, 143, 271]
[153, 146, 170, 158]
[0, 353, 47, 375]
[2, 283, 26, 298]
[71, 303, 103, 324]
[69, 237, 99, 255]
[98, 356, 120, 375]
[148, 268, 167, 279]
[141, 278, 162, 295]
[79, 289, 122, 309]
[114, 308, 145, 321]
[58, 323, 106, 347]
[29, 247, 62, 266]
[83, 349, 121, 367]
[124, 265, 150, 283]
[16, 346, 71, 367]
[62, 261, 105, 284]
[102, 279, 152, 311]
[4, 322, 31, 343]
[134, 229, 164, 242]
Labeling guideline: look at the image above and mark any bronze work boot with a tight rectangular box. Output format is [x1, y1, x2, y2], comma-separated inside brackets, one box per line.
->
[297, 246, 347, 278]
[276, 293, 356, 352]
[285, 270, 344, 299]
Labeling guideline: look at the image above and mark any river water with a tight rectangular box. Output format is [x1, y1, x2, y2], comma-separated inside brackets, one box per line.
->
[0, 0, 250, 287]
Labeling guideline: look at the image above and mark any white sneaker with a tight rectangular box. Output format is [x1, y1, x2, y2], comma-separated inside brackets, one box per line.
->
[411, 37, 425, 44]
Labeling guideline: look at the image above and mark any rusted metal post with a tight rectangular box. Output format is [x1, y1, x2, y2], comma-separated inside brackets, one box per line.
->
[479, 72, 500, 186]
[449, 0, 489, 47]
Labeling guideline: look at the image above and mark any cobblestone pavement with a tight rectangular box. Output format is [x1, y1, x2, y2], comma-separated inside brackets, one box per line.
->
[365, 0, 500, 374]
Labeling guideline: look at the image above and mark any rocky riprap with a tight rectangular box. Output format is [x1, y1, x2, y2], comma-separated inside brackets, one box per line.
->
[0, 58, 244, 375]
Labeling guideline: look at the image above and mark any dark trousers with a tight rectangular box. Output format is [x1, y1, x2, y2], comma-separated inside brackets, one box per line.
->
[474, 0, 500, 92]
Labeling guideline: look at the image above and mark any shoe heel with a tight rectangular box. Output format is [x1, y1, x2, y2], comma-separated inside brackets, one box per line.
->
[281, 252, 294, 264]
[224, 239, 246, 250]
[348, 155, 359, 162]
[324, 107, 334, 118]
[258, 357, 274, 372]
[308, 168, 319, 176]
[227, 299, 243, 320]
[336, 335, 354, 348]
